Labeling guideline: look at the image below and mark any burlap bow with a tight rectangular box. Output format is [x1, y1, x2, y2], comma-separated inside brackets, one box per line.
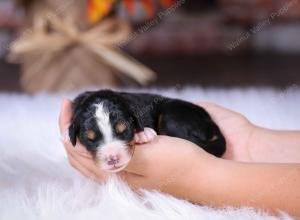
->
[9, 11, 156, 86]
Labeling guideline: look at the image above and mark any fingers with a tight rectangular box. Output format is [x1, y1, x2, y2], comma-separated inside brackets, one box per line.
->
[195, 102, 223, 122]
[196, 101, 219, 109]
[67, 145, 109, 181]
[59, 99, 73, 134]
[59, 98, 92, 157]
[64, 139, 93, 159]
[68, 154, 98, 180]
[196, 101, 238, 123]
[197, 102, 226, 114]
[64, 134, 108, 182]
[197, 101, 240, 117]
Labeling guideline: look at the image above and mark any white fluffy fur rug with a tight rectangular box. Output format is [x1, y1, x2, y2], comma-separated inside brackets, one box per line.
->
[0, 87, 299, 220]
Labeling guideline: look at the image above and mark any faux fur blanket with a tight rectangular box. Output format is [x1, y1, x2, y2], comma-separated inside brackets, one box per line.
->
[0, 87, 299, 220]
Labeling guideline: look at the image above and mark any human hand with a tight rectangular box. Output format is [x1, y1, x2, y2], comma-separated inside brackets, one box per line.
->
[59, 98, 300, 215]
[121, 135, 218, 202]
[198, 102, 256, 162]
[59, 99, 109, 182]
[59, 98, 256, 185]
[59, 106, 225, 206]
[119, 102, 257, 197]
[122, 135, 300, 215]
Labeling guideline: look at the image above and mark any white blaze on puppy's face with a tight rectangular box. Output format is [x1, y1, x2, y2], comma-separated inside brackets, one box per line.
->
[94, 103, 131, 172]
[94, 103, 113, 143]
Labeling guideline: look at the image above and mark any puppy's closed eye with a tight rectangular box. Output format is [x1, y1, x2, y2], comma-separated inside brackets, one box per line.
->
[115, 121, 127, 134]
[85, 130, 96, 140]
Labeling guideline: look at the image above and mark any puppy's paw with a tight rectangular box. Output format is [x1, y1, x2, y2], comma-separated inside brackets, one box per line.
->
[134, 127, 157, 144]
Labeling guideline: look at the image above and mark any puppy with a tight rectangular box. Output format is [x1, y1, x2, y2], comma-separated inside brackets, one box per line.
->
[69, 90, 226, 172]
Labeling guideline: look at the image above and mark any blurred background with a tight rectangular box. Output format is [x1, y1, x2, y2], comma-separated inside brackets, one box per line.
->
[1, 0, 300, 93]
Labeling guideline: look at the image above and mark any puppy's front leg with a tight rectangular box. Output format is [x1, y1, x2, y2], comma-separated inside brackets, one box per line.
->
[134, 127, 157, 144]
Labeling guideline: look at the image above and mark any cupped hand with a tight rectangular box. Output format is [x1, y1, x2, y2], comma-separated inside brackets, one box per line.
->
[59, 98, 256, 187]
[120, 102, 257, 197]
[198, 102, 256, 162]
[59, 99, 109, 182]
[121, 135, 217, 202]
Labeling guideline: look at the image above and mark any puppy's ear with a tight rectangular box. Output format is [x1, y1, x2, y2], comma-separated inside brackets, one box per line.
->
[69, 92, 92, 146]
[69, 118, 80, 146]
[69, 119, 79, 147]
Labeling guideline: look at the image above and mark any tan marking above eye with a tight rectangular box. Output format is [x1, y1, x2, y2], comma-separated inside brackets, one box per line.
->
[116, 121, 127, 133]
[85, 130, 96, 140]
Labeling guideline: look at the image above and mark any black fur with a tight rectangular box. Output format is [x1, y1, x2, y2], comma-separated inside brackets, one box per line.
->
[69, 90, 226, 157]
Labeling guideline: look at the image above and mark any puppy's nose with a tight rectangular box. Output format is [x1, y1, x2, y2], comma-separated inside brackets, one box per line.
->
[106, 155, 120, 166]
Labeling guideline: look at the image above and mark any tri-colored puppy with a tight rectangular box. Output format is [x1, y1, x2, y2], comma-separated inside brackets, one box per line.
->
[69, 90, 226, 172]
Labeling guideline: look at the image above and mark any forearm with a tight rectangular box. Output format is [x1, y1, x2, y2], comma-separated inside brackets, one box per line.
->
[191, 158, 300, 217]
[250, 127, 300, 163]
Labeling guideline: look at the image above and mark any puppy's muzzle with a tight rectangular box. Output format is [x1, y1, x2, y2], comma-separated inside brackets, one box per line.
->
[98, 141, 132, 172]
